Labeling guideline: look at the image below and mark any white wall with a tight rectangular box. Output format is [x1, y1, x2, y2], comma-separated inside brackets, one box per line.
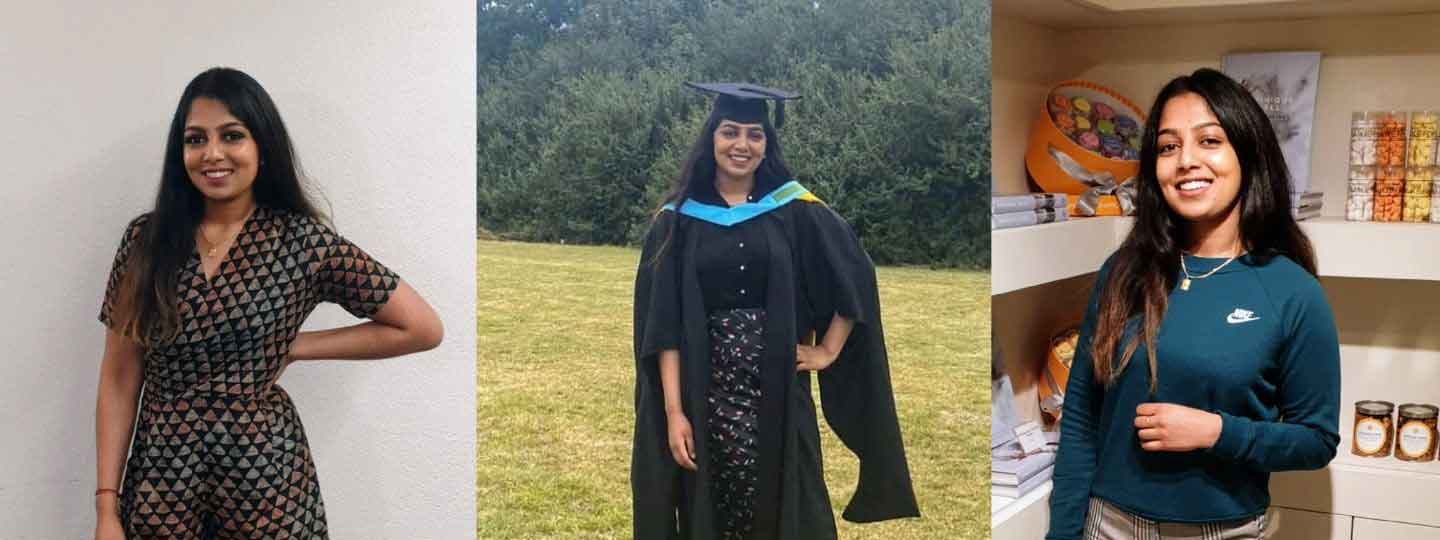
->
[0, 3, 475, 538]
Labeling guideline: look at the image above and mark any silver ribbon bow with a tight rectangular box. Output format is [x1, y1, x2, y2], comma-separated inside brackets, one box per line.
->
[1047, 144, 1137, 216]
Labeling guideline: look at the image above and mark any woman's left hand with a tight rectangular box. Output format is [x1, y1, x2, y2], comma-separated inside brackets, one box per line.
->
[1134, 402, 1223, 452]
[795, 344, 838, 372]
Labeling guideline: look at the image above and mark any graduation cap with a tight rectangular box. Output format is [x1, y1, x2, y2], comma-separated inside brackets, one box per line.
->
[685, 82, 801, 128]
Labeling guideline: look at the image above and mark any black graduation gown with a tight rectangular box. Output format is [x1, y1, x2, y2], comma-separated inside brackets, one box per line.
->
[632, 199, 919, 540]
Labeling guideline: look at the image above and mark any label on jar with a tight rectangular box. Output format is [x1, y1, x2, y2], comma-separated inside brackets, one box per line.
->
[1412, 120, 1437, 140]
[1398, 420, 1433, 458]
[1355, 418, 1388, 453]
[1350, 121, 1378, 140]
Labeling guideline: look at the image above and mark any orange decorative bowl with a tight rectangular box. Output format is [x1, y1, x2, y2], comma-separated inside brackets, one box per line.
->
[1026, 80, 1145, 195]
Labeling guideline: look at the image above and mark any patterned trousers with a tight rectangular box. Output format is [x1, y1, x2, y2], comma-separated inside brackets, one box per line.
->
[1083, 498, 1272, 540]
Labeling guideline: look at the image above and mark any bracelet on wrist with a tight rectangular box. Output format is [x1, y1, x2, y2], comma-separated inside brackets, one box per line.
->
[95, 488, 119, 497]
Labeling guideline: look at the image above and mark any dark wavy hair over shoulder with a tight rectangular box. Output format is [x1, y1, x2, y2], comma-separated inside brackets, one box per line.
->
[1089, 68, 1316, 392]
[116, 67, 326, 344]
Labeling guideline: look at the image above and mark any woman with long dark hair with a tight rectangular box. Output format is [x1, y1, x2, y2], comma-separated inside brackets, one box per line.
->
[631, 83, 918, 539]
[1046, 68, 1341, 540]
[93, 67, 443, 539]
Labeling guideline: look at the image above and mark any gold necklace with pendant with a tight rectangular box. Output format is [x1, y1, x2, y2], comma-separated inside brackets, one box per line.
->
[198, 206, 256, 260]
[199, 226, 222, 259]
[1180, 252, 1239, 291]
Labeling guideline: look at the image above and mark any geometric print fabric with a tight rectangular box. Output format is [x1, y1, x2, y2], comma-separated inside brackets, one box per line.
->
[99, 206, 399, 539]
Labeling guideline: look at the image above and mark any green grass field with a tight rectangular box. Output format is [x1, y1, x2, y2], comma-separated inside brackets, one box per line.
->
[477, 240, 990, 539]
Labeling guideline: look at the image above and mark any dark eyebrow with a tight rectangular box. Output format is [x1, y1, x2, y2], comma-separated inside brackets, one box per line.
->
[718, 120, 763, 130]
[1157, 122, 1221, 137]
[184, 121, 245, 132]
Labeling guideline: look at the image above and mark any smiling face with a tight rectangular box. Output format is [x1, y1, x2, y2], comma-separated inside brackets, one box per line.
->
[1154, 92, 1244, 228]
[182, 97, 259, 204]
[712, 119, 766, 182]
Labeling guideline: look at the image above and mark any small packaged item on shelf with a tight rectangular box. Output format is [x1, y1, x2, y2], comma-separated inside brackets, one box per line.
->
[1377, 111, 1408, 167]
[1403, 195, 1431, 222]
[1377, 166, 1406, 192]
[1026, 80, 1145, 207]
[1348, 166, 1375, 193]
[1411, 111, 1439, 166]
[1038, 328, 1079, 424]
[1350, 112, 1380, 165]
[1353, 400, 1395, 458]
[1347, 192, 1374, 221]
[1375, 196, 1403, 222]
[1395, 403, 1438, 462]
[1404, 167, 1433, 196]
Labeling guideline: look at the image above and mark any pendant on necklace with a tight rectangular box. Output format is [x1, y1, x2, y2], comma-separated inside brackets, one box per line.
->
[207, 247, 218, 258]
[1180, 278, 1191, 291]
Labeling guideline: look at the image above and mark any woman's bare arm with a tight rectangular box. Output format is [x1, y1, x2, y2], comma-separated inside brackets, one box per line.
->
[288, 280, 444, 362]
[796, 313, 854, 371]
[659, 348, 696, 470]
[95, 329, 145, 522]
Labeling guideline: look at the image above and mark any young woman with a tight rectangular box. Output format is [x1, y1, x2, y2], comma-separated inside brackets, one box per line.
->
[631, 83, 918, 540]
[1046, 68, 1341, 540]
[93, 68, 443, 540]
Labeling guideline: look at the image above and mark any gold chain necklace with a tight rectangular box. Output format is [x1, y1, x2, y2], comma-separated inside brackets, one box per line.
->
[1180, 252, 1239, 291]
[198, 206, 256, 259]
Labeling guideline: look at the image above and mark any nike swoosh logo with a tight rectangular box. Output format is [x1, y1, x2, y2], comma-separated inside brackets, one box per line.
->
[1227, 309, 1260, 324]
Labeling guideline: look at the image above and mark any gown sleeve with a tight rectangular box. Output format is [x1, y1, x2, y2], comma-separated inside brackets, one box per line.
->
[310, 221, 401, 319]
[1045, 258, 1111, 540]
[633, 211, 682, 365]
[630, 210, 684, 538]
[98, 214, 150, 330]
[796, 202, 920, 522]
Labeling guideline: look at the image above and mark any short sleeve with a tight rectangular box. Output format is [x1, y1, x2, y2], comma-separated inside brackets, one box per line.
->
[312, 225, 401, 319]
[98, 214, 149, 330]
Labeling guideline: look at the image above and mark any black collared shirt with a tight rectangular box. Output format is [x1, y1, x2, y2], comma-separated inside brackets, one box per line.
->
[688, 179, 774, 312]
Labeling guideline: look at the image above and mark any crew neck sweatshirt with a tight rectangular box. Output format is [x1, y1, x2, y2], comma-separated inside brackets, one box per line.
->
[1046, 253, 1341, 540]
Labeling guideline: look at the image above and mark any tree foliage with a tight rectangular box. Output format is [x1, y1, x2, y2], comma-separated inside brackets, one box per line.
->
[479, 0, 990, 267]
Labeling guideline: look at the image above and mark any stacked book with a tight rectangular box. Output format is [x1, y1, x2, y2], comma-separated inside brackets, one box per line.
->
[1293, 191, 1323, 221]
[993, 193, 1068, 230]
[992, 450, 1056, 499]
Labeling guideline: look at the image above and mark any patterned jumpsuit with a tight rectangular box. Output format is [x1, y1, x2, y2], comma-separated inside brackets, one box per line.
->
[99, 207, 398, 539]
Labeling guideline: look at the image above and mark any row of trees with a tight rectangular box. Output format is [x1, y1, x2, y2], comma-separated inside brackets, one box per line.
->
[479, 0, 990, 267]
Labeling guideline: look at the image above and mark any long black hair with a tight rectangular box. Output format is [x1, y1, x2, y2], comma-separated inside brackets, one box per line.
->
[118, 67, 326, 344]
[649, 104, 794, 263]
[1090, 67, 1316, 391]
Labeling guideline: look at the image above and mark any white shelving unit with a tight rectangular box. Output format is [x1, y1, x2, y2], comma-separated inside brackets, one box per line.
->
[992, 2, 1440, 538]
[991, 218, 1130, 295]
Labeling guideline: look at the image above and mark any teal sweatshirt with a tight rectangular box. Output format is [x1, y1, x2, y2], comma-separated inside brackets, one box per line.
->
[1046, 253, 1341, 539]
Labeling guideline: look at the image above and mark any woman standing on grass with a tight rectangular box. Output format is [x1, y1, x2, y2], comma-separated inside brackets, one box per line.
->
[1047, 68, 1341, 539]
[94, 67, 443, 539]
[631, 82, 919, 540]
